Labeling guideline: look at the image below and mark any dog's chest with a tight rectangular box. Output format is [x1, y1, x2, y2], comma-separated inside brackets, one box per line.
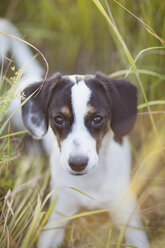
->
[56, 169, 115, 209]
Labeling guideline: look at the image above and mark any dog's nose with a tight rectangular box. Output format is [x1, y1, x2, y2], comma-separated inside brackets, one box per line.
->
[69, 155, 88, 172]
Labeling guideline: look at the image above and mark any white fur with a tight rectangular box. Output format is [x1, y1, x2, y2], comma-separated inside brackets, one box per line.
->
[0, 19, 149, 248]
[0, 18, 43, 77]
[0, 18, 43, 131]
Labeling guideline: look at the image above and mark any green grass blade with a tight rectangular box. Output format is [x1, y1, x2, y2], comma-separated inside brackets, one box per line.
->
[109, 68, 165, 80]
[44, 208, 112, 230]
[125, 46, 165, 78]
[106, 228, 112, 248]
[138, 100, 165, 110]
[112, 0, 165, 47]
[40, 196, 59, 229]
[0, 130, 27, 140]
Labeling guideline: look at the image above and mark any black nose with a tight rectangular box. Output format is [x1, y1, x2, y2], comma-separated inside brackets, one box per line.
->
[69, 155, 88, 172]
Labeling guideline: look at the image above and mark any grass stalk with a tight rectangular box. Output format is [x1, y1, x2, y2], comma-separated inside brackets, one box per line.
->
[92, 0, 160, 141]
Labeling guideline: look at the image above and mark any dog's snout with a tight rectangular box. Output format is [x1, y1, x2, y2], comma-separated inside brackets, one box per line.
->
[69, 155, 88, 172]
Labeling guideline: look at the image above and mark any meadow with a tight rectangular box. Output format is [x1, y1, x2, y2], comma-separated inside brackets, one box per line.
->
[0, 0, 165, 247]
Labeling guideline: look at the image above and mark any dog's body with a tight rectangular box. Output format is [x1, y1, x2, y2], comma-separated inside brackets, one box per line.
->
[0, 19, 149, 248]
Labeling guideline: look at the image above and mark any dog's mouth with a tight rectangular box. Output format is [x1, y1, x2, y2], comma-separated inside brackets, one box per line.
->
[69, 170, 88, 176]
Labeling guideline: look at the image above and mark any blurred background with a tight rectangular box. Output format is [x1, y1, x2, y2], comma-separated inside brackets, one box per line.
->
[0, 0, 164, 76]
[0, 0, 165, 247]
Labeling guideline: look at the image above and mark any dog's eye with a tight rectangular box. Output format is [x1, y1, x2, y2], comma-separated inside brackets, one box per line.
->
[92, 115, 104, 126]
[54, 115, 65, 126]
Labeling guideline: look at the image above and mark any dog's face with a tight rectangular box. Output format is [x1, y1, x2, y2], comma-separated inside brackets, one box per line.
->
[22, 72, 137, 175]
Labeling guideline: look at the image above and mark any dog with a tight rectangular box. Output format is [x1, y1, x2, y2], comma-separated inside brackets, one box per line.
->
[0, 19, 149, 248]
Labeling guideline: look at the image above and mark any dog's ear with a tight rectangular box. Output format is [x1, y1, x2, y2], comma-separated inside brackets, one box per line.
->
[22, 73, 62, 138]
[96, 72, 137, 141]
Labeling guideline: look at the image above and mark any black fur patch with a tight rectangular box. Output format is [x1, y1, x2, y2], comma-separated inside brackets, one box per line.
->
[94, 72, 137, 141]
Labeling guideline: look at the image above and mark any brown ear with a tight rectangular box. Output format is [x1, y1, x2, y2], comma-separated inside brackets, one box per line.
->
[96, 72, 137, 141]
[21, 73, 62, 138]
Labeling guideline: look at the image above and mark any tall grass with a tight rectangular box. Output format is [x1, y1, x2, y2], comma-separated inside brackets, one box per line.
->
[0, 0, 165, 247]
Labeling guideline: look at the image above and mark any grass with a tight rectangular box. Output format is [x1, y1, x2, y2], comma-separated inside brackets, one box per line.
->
[0, 0, 165, 247]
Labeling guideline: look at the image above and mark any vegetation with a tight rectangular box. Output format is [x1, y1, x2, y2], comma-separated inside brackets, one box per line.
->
[0, 0, 165, 247]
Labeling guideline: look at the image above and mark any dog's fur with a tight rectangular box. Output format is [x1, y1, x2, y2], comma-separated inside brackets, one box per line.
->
[0, 19, 149, 248]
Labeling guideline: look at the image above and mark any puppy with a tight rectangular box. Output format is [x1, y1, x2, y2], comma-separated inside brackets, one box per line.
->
[0, 19, 149, 248]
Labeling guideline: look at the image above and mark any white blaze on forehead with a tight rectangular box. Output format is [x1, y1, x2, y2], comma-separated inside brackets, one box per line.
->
[71, 80, 91, 125]
[67, 75, 77, 84]
[65, 74, 87, 84]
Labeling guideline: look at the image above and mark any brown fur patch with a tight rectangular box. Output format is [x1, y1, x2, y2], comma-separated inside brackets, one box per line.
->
[87, 104, 96, 114]
[86, 105, 111, 153]
[95, 120, 111, 152]
[61, 106, 71, 117]
[87, 113, 111, 153]
[49, 106, 72, 149]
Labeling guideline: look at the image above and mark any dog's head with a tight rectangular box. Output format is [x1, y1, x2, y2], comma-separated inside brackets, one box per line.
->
[22, 72, 137, 175]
